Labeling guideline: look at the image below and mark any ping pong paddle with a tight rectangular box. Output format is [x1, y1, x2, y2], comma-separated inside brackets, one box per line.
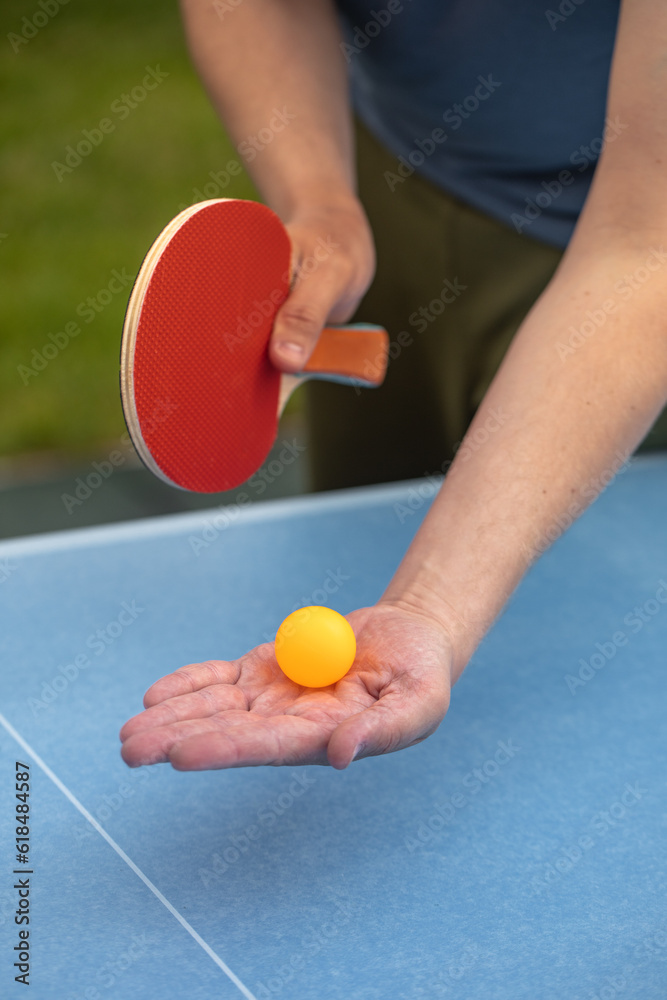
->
[120, 198, 389, 493]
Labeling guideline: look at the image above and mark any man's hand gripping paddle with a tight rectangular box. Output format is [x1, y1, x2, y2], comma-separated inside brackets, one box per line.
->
[120, 199, 388, 493]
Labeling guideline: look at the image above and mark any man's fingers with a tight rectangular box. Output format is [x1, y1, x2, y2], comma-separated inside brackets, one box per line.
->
[169, 715, 325, 769]
[142, 659, 240, 708]
[269, 234, 363, 371]
[121, 712, 327, 770]
[270, 281, 334, 371]
[269, 204, 375, 372]
[119, 684, 248, 743]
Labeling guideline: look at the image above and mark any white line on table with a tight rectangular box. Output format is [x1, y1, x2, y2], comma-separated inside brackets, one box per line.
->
[0, 711, 258, 1000]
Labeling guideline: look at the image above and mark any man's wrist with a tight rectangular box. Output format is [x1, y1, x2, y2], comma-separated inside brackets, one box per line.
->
[378, 576, 487, 682]
[277, 187, 366, 226]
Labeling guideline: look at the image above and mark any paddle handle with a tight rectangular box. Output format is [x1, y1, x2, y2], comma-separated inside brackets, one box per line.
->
[277, 323, 389, 416]
[301, 323, 389, 387]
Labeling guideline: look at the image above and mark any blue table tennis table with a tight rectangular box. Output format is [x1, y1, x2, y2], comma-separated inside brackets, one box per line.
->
[1, 455, 666, 1000]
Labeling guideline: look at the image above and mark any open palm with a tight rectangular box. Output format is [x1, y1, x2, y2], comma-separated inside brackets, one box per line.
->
[120, 603, 453, 771]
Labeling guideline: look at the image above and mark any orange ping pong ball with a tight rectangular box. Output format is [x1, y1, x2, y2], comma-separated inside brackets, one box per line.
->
[275, 606, 356, 687]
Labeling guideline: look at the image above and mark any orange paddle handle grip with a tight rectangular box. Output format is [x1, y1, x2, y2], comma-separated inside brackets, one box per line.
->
[301, 324, 389, 386]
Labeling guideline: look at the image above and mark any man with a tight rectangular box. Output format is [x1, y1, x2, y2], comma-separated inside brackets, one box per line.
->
[120, 0, 667, 772]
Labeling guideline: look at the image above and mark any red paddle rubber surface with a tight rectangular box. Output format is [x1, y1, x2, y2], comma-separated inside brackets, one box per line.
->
[130, 201, 290, 492]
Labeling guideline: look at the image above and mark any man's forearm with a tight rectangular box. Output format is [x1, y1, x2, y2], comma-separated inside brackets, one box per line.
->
[385, 0, 667, 679]
[180, 0, 355, 216]
[383, 240, 667, 678]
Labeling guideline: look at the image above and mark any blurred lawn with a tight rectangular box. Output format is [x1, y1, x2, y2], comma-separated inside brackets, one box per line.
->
[1, 0, 258, 459]
[2, 1, 665, 468]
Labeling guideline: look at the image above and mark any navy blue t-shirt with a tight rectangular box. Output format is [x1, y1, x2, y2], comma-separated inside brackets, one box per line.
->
[337, 0, 621, 247]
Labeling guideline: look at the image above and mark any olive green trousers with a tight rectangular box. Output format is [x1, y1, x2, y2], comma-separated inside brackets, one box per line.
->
[304, 122, 666, 491]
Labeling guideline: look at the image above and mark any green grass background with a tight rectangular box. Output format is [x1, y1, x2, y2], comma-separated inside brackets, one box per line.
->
[2, 0, 665, 466]
[1, 0, 257, 460]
